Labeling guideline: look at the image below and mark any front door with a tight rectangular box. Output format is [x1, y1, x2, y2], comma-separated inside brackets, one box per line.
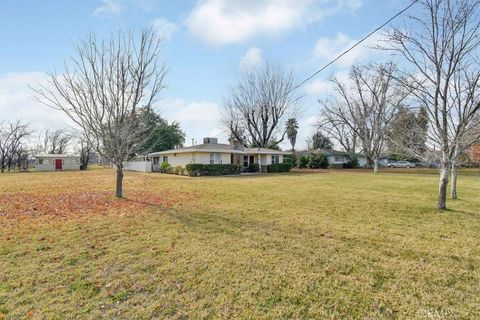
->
[55, 159, 63, 170]
[249, 156, 254, 165]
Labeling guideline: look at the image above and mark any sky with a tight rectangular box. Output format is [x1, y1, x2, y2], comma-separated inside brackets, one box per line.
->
[0, 0, 418, 150]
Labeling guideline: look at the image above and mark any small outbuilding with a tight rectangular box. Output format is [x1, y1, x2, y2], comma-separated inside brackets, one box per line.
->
[35, 154, 81, 172]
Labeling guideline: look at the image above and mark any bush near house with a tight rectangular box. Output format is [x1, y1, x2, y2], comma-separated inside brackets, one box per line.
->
[266, 163, 291, 172]
[173, 165, 185, 175]
[185, 164, 241, 176]
[307, 154, 329, 169]
[297, 155, 309, 168]
[343, 154, 359, 169]
[160, 161, 170, 173]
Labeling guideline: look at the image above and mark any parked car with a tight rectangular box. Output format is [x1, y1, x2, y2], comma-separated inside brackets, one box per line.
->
[388, 161, 416, 168]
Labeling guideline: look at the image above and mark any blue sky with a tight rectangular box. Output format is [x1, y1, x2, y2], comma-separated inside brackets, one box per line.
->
[0, 0, 415, 149]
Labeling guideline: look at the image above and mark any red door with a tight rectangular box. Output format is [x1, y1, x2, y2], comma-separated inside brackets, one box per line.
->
[55, 159, 63, 170]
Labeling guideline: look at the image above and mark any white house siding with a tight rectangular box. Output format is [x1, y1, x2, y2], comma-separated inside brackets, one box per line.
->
[153, 152, 233, 169]
[358, 157, 368, 167]
[256, 154, 283, 165]
[124, 161, 152, 172]
[35, 157, 80, 172]
[259, 154, 268, 166]
[327, 155, 346, 165]
[192, 152, 232, 165]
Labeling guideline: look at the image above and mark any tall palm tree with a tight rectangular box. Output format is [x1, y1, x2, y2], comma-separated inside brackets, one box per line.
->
[285, 118, 299, 151]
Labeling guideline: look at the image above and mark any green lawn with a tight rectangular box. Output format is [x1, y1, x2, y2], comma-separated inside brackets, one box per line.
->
[1, 169, 479, 319]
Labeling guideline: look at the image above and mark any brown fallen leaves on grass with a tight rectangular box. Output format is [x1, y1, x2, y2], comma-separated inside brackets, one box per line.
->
[0, 190, 190, 220]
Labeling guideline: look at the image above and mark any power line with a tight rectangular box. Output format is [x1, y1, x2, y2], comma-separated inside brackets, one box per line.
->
[292, 0, 419, 92]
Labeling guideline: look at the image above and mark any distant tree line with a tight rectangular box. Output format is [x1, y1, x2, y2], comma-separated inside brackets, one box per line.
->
[0, 121, 31, 172]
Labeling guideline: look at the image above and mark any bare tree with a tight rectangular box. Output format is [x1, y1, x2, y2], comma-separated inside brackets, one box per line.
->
[385, 0, 480, 209]
[33, 28, 167, 197]
[71, 129, 96, 170]
[38, 128, 73, 154]
[317, 100, 358, 154]
[322, 62, 408, 173]
[0, 121, 31, 173]
[223, 63, 301, 148]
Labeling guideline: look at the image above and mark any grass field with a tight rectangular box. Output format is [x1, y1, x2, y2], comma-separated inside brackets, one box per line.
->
[1, 169, 479, 319]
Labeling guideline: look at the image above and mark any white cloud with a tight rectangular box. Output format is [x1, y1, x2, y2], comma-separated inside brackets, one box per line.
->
[158, 98, 226, 144]
[93, 0, 123, 18]
[239, 47, 263, 71]
[151, 18, 178, 40]
[185, 0, 363, 45]
[0, 72, 74, 133]
[313, 32, 387, 68]
[304, 69, 353, 97]
[305, 79, 332, 96]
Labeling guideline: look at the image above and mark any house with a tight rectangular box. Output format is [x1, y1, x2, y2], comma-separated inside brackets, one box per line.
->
[298, 149, 394, 168]
[125, 137, 291, 173]
[297, 149, 368, 168]
[35, 154, 81, 171]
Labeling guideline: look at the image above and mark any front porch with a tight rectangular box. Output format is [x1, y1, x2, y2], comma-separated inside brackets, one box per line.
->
[231, 153, 271, 172]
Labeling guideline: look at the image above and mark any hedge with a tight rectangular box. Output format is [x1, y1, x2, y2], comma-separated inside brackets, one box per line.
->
[266, 163, 291, 173]
[185, 164, 241, 176]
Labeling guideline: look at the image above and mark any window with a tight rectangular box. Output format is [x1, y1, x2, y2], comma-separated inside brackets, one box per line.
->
[243, 156, 249, 167]
[153, 157, 159, 165]
[38, 158, 43, 165]
[210, 153, 222, 164]
[334, 156, 344, 162]
[271, 155, 280, 164]
[162, 156, 168, 163]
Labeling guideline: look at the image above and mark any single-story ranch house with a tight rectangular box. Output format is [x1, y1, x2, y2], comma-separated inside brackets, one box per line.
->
[35, 154, 81, 171]
[308, 149, 368, 168]
[125, 137, 291, 173]
[297, 149, 392, 168]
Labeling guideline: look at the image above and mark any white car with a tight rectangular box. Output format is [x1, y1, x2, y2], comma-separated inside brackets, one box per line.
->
[388, 161, 416, 168]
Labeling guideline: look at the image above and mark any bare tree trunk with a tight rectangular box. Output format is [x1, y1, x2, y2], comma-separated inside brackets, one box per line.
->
[450, 162, 458, 200]
[437, 160, 449, 210]
[373, 159, 379, 174]
[116, 166, 123, 198]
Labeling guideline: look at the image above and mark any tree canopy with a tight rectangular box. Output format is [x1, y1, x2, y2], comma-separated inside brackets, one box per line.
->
[136, 107, 185, 155]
